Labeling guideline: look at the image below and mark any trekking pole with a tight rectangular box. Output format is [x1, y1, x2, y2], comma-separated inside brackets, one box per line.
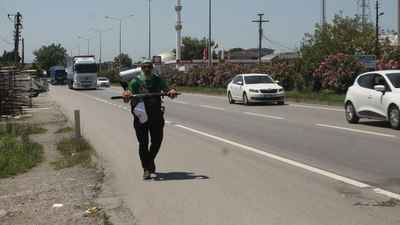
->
[110, 92, 181, 100]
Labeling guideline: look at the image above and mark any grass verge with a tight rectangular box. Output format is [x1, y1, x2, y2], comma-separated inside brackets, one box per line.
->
[175, 86, 345, 105]
[0, 122, 46, 178]
[51, 135, 95, 170]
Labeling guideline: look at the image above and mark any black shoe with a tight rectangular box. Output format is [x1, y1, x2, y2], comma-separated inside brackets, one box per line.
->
[143, 170, 151, 180]
[149, 163, 156, 173]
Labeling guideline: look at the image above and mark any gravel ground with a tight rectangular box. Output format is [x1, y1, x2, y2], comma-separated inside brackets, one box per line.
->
[0, 92, 136, 225]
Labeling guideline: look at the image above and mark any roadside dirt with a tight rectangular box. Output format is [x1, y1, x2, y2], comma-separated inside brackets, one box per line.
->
[0, 92, 136, 225]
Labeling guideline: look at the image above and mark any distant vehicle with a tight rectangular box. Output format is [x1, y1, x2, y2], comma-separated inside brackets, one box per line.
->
[345, 70, 400, 130]
[97, 77, 110, 87]
[49, 66, 66, 85]
[227, 73, 285, 105]
[66, 55, 98, 90]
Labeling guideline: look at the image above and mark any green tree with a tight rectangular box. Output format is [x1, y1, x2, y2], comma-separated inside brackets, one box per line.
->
[173, 36, 215, 60]
[0, 50, 21, 66]
[229, 48, 244, 53]
[300, 13, 376, 66]
[114, 53, 132, 70]
[33, 43, 68, 75]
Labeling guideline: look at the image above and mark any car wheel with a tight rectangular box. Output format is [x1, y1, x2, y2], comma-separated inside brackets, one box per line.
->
[277, 101, 285, 105]
[388, 105, 400, 130]
[228, 92, 235, 104]
[345, 102, 359, 123]
[243, 92, 250, 105]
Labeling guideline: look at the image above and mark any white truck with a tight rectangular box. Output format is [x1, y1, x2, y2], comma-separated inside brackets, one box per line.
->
[66, 55, 98, 90]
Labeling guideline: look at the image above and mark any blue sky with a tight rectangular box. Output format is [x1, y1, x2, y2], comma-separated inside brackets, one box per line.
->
[0, 0, 398, 63]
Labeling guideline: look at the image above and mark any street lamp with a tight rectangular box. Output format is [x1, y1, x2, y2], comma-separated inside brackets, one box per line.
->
[147, 0, 152, 59]
[78, 36, 97, 54]
[72, 42, 82, 55]
[208, 0, 212, 67]
[105, 14, 134, 71]
[375, 0, 384, 58]
[90, 27, 113, 71]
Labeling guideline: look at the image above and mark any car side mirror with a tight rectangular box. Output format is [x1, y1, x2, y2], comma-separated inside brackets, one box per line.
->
[374, 85, 386, 93]
[237, 81, 243, 85]
[275, 80, 280, 84]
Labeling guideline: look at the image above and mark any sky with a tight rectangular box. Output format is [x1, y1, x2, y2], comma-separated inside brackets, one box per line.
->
[0, 0, 398, 63]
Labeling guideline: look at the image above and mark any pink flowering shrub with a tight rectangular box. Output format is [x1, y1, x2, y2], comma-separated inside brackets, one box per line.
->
[247, 61, 296, 91]
[377, 45, 400, 70]
[163, 69, 186, 86]
[164, 55, 366, 93]
[313, 53, 365, 93]
[211, 63, 250, 87]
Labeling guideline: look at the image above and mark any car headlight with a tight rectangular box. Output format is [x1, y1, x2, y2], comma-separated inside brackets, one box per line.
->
[249, 89, 259, 93]
[278, 88, 284, 92]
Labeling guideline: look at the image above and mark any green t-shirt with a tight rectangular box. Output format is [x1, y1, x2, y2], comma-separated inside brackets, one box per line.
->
[127, 73, 168, 110]
[128, 73, 168, 94]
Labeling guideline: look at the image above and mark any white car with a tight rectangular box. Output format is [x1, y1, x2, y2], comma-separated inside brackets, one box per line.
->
[227, 73, 285, 105]
[97, 77, 110, 87]
[344, 70, 400, 130]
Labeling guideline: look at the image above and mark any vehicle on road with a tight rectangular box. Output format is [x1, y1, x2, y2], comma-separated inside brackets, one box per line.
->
[49, 66, 66, 85]
[97, 77, 110, 87]
[344, 70, 400, 130]
[66, 55, 98, 90]
[227, 73, 285, 105]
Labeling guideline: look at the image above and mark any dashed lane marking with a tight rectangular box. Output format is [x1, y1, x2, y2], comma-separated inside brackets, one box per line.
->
[244, 112, 284, 120]
[317, 124, 397, 138]
[175, 123, 400, 200]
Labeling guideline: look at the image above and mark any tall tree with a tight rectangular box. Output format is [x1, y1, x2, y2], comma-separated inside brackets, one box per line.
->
[33, 43, 68, 74]
[0, 50, 21, 66]
[300, 13, 377, 65]
[114, 53, 132, 70]
[173, 36, 214, 60]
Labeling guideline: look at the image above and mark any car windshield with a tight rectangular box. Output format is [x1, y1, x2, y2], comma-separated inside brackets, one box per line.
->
[75, 63, 97, 73]
[386, 73, 400, 88]
[98, 78, 107, 81]
[244, 75, 274, 84]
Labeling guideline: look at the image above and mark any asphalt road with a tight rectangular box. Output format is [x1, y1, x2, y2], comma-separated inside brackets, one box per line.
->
[47, 85, 399, 225]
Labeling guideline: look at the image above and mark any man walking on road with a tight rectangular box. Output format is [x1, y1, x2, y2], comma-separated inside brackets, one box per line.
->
[122, 59, 178, 179]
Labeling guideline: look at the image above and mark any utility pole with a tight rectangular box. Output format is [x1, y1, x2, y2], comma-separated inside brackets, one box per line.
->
[253, 13, 268, 63]
[375, 0, 384, 58]
[8, 12, 23, 64]
[321, 0, 326, 25]
[22, 38, 24, 65]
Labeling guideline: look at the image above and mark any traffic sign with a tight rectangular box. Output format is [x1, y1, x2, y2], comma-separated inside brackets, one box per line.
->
[354, 55, 376, 70]
[153, 56, 161, 64]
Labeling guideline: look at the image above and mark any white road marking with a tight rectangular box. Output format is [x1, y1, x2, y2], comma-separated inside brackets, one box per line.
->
[317, 124, 397, 138]
[200, 105, 226, 110]
[174, 123, 400, 200]
[174, 101, 189, 104]
[291, 104, 344, 112]
[93, 97, 108, 104]
[72, 91, 400, 199]
[244, 112, 284, 120]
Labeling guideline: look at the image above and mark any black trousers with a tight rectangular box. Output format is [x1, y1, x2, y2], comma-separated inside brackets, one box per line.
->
[133, 117, 165, 170]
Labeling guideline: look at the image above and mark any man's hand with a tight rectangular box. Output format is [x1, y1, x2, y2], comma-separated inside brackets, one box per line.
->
[167, 88, 178, 99]
[122, 91, 132, 103]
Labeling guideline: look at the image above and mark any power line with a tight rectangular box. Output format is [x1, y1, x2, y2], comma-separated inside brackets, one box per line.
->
[0, 35, 13, 45]
[0, 2, 14, 33]
[262, 36, 296, 53]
